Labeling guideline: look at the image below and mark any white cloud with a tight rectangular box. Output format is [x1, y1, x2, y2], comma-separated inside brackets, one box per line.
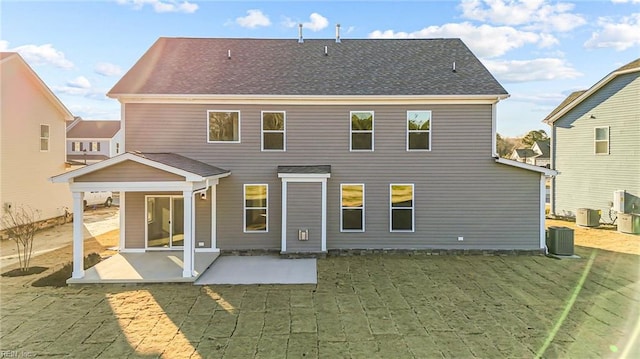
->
[67, 76, 91, 89]
[584, 13, 640, 51]
[95, 62, 123, 77]
[53, 85, 106, 100]
[459, 0, 586, 32]
[236, 9, 271, 28]
[0, 41, 74, 69]
[369, 22, 557, 58]
[116, 0, 198, 14]
[282, 12, 329, 32]
[483, 58, 583, 83]
[303, 13, 329, 31]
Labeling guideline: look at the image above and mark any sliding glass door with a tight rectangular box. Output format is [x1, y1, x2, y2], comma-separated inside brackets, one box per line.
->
[146, 196, 184, 249]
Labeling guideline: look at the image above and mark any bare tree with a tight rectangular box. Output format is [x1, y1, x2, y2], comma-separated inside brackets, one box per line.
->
[1, 205, 41, 272]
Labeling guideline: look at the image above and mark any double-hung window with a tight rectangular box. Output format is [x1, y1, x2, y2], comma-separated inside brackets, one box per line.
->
[262, 111, 286, 151]
[341, 184, 364, 232]
[208, 111, 240, 143]
[72, 141, 83, 152]
[407, 111, 431, 151]
[390, 184, 414, 232]
[594, 127, 609, 155]
[244, 184, 268, 232]
[90, 141, 100, 152]
[350, 111, 374, 151]
[40, 124, 50, 152]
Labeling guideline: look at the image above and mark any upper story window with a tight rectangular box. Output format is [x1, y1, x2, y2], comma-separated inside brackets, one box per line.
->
[407, 111, 431, 151]
[350, 111, 374, 151]
[341, 184, 365, 232]
[244, 184, 268, 232]
[262, 111, 286, 151]
[40, 124, 50, 152]
[208, 111, 240, 143]
[390, 184, 414, 232]
[594, 127, 609, 155]
[72, 141, 83, 152]
[90, 142, 100, 152]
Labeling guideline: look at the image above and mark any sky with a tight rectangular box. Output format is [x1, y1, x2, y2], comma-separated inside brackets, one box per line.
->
[1, 0, 639, 137]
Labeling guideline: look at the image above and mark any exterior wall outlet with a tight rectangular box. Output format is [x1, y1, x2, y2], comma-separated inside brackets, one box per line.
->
[198, 241, 205, 247]
[458, 236, 464, 241]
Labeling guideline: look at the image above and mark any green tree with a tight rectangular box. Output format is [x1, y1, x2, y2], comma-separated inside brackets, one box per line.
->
[522, 129, 549, 147]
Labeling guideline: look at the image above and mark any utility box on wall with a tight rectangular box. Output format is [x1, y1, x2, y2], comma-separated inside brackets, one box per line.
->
[613, 190, 626, 213]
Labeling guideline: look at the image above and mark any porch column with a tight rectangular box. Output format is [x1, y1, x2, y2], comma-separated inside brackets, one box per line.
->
[183, 191, 194, 277]
[211, 185, 217, 250]
[281, 180, 287, 252]
[71, 191, 85, 279]
[321, 179, 327, 252]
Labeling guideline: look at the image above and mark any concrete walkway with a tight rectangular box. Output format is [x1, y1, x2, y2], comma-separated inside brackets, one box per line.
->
[0, 206, 119, 269]
[195, 255, 317, 285]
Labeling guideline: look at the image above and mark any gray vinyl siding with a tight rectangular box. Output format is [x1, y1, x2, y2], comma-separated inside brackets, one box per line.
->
[67, 139, 110, 157]
[125, 102, 542, 250]
[286, 183, 322, 252]
[124, 191, 212, 249]
[75, 161, 185, 182]
[552, 73, 640, 218]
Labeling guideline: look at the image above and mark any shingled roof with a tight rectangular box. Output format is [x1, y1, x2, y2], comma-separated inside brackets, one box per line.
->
[108, 38, 507, 97]
[67, 120, 121, 138]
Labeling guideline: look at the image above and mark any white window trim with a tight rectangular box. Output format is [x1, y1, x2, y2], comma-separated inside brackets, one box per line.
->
[349, 110, 374, 152]
[389, 183, 415, 233]
[72, 141, 83, 152]
[594, 126, 609, 155]
[261, 111, 286, 152]
[90, 141, 100, 152]
[40, 124, 50, 152]
[144, 195, 184, 250]
[340, 183, 365, 233]
[244, 184, 268, 233]
[406, 110, 432, 152]
[207, 110, 241, 143]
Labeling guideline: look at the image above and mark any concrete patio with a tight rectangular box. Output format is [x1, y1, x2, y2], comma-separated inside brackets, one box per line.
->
[194, 255, 317, 285]
[67, 251, 220, 284]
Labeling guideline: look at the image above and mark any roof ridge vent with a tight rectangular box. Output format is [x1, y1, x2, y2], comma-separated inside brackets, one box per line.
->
[298, 24, 304, 44]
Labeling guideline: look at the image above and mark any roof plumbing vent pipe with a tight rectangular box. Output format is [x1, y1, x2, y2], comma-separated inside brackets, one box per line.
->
[298, 24, 304, 43]
[336, 24, 341, 43]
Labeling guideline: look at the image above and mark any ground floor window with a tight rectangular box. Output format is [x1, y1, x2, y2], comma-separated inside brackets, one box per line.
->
[341, 184, 364, 232]
[244, 184, 268, 232]
[390, 184, 414, 232]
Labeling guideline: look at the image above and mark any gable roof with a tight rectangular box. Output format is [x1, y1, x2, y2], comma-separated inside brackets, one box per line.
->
[543, 58, 640, 124]
[51, 152, 230, 183]
[533, 139, 550, 159]
[514, 149, 537, 159]
[108, 38, 508, 98]
[1, 52, 74, 121]
[67, 120, 121, 139]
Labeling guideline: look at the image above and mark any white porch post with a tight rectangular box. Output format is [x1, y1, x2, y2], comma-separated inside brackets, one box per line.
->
[118, 191, 125, 251]
[281, 180, 287, 253]
[71, 191, 85, 279]
[540, 174, 547, 253]
[183, 191, 194, 277]
[321, 179, 327, 252]
[211, 185, 217, 250]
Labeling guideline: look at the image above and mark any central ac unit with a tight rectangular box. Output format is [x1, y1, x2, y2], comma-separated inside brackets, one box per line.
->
[618, 213, 640, 234]
[577, 208, 600, 227]
[547, 226, 574, 255]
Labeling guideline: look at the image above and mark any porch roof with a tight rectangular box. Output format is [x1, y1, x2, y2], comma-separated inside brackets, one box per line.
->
[277, 165, 331, 174]
[51, 151, 230, 184]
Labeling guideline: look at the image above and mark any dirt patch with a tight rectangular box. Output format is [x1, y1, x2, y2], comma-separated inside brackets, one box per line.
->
[1, 266, 48, 277]
[546, 218, 640, 255]
[32, 253, 102, 287]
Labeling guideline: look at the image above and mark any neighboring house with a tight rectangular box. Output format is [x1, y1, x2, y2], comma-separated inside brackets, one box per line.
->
[52, 36, 555, 280]
[511, 140, 550, 168]
[1, 52, 73, 230]
[66, 117, 123, 165]
[544, 58, 640, 219]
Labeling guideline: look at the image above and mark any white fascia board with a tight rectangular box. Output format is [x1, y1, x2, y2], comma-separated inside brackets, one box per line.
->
[495, 157, 558, 176]
[109, 94, 510, 106]
[50, 152, 208, 183]
[544, 67, 640, 125]
[68, 181, 203, 192]
[278, 173, 331, 182]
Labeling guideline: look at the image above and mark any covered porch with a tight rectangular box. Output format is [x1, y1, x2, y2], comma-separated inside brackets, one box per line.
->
[50, 152, 230, 283]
